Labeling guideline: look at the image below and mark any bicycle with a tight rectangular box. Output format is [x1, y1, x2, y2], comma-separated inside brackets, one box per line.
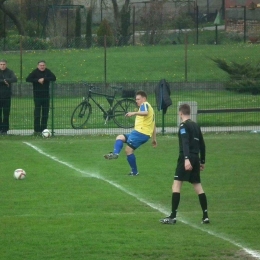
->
[71, 85, 138, 129]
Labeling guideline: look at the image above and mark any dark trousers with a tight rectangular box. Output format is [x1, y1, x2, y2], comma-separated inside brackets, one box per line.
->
[0, 97, 11, 132]
[34, 98, 50, 132]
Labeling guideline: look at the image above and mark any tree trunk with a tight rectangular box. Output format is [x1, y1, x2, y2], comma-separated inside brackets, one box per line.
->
[111, 0, 130, 25]
[111, 0, 130, 45]
[0, 0, 25, 35]
[111, 0, 120, 32]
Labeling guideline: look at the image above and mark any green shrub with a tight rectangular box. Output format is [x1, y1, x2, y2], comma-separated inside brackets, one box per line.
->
[48, 36, 67, 49]
[96, 19, 114, 47]
[225, 79, 260, 95]
[6, 35, 20, 50]
[173, 13, 195, 31]
[140, 31, 160, 45]
[22, 36, 51, 50]
[225, 32, 243, 43]
[212, 58, 260, 94]
[24, 19, 40, 37]
[86, 7, 93, 48]
[2, 35, 51, 50]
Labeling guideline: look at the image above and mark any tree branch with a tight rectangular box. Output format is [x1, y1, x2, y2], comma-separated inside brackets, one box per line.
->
[0, 0, 25, 35]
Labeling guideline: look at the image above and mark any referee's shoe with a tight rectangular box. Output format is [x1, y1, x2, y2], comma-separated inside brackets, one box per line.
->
[160, 216, 176, 224]
[201, 218, 210, 224]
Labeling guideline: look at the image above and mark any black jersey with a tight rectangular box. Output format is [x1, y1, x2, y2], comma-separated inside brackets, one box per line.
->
[178, 119, 206, 164]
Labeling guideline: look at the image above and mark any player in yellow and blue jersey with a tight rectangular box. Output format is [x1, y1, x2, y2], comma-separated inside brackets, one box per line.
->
[104, 90, 157, 176]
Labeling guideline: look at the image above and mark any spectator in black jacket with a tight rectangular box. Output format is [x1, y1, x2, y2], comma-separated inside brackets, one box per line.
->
[0, 59, 17, 135]
[26, 60, 56, 135]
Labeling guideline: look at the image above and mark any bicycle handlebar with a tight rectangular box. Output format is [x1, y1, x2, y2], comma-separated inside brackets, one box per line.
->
[88, 85, 123, 92]
[82, 83, 124, 96]
[89, 85, 100, 91]
[111, 86, 123, 91]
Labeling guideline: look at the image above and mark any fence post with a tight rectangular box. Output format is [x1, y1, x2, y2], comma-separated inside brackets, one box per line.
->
[215, 25, 218, 45]
[184, 34, 188, 82]
[243, 6, 246, 43]
[3, 12, 6, 51]
[132, 5, 135, 46]
[161, 110, 165, 135]
[195, 4, 199, 44]
[50, 81, 55, 136]
[67, 7, 69, 48]
[104, 35, 107, 87]
[19, 36, 23, 97]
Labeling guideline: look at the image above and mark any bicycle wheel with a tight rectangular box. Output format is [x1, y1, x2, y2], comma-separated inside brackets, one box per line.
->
[112, 99, 137, 128]
[71, 102, 92, 129]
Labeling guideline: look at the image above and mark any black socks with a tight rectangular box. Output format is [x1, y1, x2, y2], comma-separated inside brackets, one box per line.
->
[170, 192, 180, 219]
[198, 193, 208, 219]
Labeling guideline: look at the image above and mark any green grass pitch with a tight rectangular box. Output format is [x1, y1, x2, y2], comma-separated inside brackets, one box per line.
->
[5, 44, 260, 82]
[1, 133, 260, 260]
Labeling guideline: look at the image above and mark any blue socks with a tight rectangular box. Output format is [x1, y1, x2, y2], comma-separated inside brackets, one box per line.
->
[113, 139, 124, 155]
[127, 154, 138, 174]
[113, 140, 138, 174]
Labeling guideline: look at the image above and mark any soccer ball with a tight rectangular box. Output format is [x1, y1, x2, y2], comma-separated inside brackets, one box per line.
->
[42, 129, 51, 138]
[14, 169, 26, 180]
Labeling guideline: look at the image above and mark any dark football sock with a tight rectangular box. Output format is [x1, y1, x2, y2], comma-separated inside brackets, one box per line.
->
[170, 192, 180, 219]
[198, 193, 208, 219]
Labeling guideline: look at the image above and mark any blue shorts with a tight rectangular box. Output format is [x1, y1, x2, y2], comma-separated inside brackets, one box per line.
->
[124, 130, 150, 150]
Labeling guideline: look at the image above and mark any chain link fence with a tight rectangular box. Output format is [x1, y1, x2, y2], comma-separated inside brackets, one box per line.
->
[0, 1, 260, 51]
[1, 2, 260, 135]
[5, 80, 260, 136]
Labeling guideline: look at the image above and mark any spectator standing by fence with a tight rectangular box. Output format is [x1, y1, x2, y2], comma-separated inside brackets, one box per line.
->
[0, 59, 17, 135]
[26, 60, 56, 135]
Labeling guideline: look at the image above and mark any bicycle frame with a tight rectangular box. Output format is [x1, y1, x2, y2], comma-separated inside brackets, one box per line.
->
[85, 86, 120, 124]
[71, 85, 137, 129]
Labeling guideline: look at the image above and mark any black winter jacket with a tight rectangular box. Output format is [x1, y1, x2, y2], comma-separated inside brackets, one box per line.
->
[154, 79, 172, 114]
[26, 68, 56, 98]
[0, 68, 17, 98]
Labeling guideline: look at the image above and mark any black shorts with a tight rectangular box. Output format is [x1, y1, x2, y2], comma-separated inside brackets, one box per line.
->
[174, 153, 201, 183]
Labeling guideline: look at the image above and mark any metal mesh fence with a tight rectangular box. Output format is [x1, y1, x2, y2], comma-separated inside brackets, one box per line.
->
[5, 80, 260, 136]
[0, 1, 259, 51]
[226, 6, 260, 43]
[1, 2, 260, 135]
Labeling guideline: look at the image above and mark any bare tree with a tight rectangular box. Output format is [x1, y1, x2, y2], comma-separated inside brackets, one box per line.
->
[111, 0, 131, 45]
[86, 0, 97, 48]
[0, 0, 74, 37]
[111, 0, 130, 25]
[111, 0, 121, 33]
[0, 0, 25, 35]
[140, 0, 168, 45]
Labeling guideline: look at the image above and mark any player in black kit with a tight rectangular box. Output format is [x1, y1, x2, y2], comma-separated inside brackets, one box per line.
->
[160, 103, 209, 224]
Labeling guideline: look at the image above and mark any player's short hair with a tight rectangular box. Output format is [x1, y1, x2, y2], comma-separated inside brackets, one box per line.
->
[135, 90, 147, 99]
[38, 60, 46, 64]
[0, 59, 7, 64]
[179, 103, 190, 115]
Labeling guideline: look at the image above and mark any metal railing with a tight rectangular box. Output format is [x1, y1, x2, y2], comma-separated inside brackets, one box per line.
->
[5, 80, 260, 136]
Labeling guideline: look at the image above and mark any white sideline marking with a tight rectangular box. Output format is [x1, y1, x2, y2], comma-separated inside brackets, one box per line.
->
[24, 142, 260, 259]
